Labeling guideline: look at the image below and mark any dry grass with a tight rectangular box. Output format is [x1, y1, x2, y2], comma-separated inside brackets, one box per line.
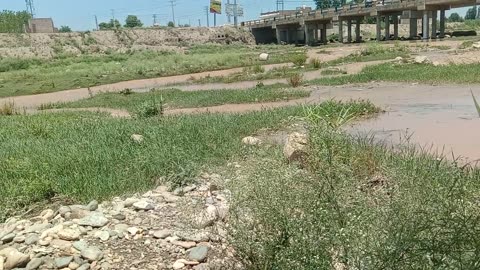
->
[288, 73, 304, 88]
[0, 101, 22, 116]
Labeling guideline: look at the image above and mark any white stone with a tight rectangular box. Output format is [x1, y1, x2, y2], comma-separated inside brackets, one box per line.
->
[131, 134, 144, 143]
[127, 227, 139, 235]
[414, 55, 430, 64]
[259, 53, 269, 61]
[133, 200, 155, 211]
[58, 229, 81, 241]
[241, 136, 261, 146]
[283, 132, 308, 163]
[172, 260, 185, 269]
[473, 42, 480, 49]
[77, 213, 109, 228]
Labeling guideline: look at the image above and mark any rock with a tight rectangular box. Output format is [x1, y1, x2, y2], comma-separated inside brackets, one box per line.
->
[26, 258, 43, 270]
[13, 235, 25, 243]
[241, 136, 261, 146]
[473, 42, 480, 49]
[193, 264, 210, 270]
[69, 207, 90, 220]
[94, 231, 110, 241]
[124, 198, 138, 207]
[38, 237, 51, 246]
[172, 260, 185, 269]
[58, 229, 81, 241]
[55, 257, 73, 268]
[114, 224, 129, 235]
[162, 193, 179, 203]
[73, 241, 89, 252]
[259, 53, 269, 61]
[394, 56, 403, 61]
[414, 55, 430, 64]
[172, 241, 196, 249]
[0, 247, 30, 270]
[51, 239, 73, 250]
[432, 61, 441, 67]
[283, 132, 308, 163]
[445, 34, 451, 38]
[196, 205, 218, 229]
[133, 200, 155, 211]
[188, 246, 209, 262]
[177, 259, 200, 266]
[86, 200, 99, 211]
[131, 134, 144, 143]
[24, 234, 39, 245]
[58, 206, 71, 216]
[77, 213, 109, 228]
[1, 233, 15, 243]
[153, 229, 172, 239]
[179, 232, 210, 243]
[81, 246, 103, 262]
[25, 224, 52, 234]
[77, 264, 91, 270]
[68, 262, 80, 270]
[0, 257, 3, 270]
[112, 213, 126, 221]
[40, 209, 55, 221]
[183, 185, 197, 193]
[127, 227, 139, 235]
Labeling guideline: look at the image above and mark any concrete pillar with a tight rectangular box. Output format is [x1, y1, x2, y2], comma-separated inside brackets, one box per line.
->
[304, 24, 311, 45]
[294, 28, 299, 45]
[393, 15, 399, 39]
[410, 18, 418, 38]
[321, 25, 328, 45]
[338, 19, 344, 43]
[286, 29, 290, 44]
[347, 20, 352, 43]
[376, 15, 382, 41]
[314, 24, 319, 44]
[276, 28, 281, 44]
[422, 11, 429, 40]
[439, 9, 446, 38]
[431, 10, 437, 39]
[385, 15, 390, 40]
[355, 19, 361, 42]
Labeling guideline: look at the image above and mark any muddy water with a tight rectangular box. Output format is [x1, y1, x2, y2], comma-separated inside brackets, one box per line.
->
[316, 83, 480, 162]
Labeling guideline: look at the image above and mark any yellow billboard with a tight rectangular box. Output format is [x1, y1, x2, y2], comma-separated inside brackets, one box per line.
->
[210, 0, 222, 14]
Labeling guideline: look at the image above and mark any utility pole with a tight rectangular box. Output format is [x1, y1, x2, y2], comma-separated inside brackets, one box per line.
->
[111, 9, 117, 29]
[25, 0, 35, 18]
[214, 14, 217, 27]
[153, 14, 158, 26]
[169, 0, 176, 26]
[227, 0, 232, 23]
[233, 0, 238, 27]
[198, 19, 201, 27]
[205, 6, 210, 27]
[94, 15, 99, 30]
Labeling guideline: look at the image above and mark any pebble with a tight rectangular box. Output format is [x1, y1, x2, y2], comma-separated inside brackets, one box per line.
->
[24, 234, 39, 245]
[124, 198, 138, 207]
[95, 231, 110, 241]
[153, 229, 172, 239]
[172, 241, 196, 249]
[86, 200, 99, 211]
[26, 224, 53, 234]
[73, 241, 89, 252]
[77, 263, 91, 270]
[55, 256, 73, 268]
[51, 239, 73, 250]
[112, 213, 126, 220]
[13, 235, 26, 243]
[133, 201, 155, 211]
[58, 229, 81, 241]
[26, 257, 43, 270]
[77, 213, 109, 228]
[68, 262, 80, 270]
[1, 233, 16, 243]
[172, 260, 185, 269]
[127, 227, 139, 236]
[40, 209, 55, 220]
[81, 246, 103, 262]
[188, 246, 209, 262]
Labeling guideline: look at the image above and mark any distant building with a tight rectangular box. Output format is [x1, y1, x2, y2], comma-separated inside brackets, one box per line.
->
[25, 18, 56, 33]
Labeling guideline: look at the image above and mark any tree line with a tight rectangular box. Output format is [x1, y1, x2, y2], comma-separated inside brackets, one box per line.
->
[0, 10, 31, 33]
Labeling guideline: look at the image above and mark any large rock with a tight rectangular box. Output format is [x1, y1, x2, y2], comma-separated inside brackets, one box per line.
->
[259, 53, 269, 61]
[0, 247, 30, 270]
[132, 200, 155, 211]
[473, 42, 480, 49]
[241, 136, 261, 146]
[77, 213, 109, 228]
[188, 246, 209, 262]
[414, 55, 430, 64]
[283, 132, 308, 163]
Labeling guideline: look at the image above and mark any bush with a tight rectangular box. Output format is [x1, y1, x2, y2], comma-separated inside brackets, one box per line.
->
[292, 54, 307, 66]
[135, 98, 164, 118]
[0, 101, 21, 115]
[310, 58, 322, 69]
[288, 73, 303, 88]
[119, 88, 134, 95]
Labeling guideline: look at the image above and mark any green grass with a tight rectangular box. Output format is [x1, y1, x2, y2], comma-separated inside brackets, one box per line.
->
[41, 85, 310, 112]
[326, 43, 409, 66]
[311, 62, 480, 85]
[228, 103, 480, 269]
[0, 101, 368, 221]
[0, 44, 305, 98]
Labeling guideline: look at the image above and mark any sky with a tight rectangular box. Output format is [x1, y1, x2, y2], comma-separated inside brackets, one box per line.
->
[1, 0, 473, 31]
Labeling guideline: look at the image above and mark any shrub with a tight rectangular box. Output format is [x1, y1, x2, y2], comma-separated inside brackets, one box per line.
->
[288, 73, 303, 88]
[119, 88, 133, 95]
[310, 58, 322, 69]
[0, 101, 21, 115]
[135, 97, 164, 118]
[292, 54, 307, 66]
[252, 64, 265, 74]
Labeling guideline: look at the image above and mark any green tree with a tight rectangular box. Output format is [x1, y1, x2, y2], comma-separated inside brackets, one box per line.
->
[465, 7, 477, 20]
[59, 25, 72, 32]
[167, 21, 175, 27]
[314, 0, 344, 9]
[0, 10, 32, 33]
[98, 19, 121, 30]
[124, 15, 143, 28]
[448, 12, 463, 22]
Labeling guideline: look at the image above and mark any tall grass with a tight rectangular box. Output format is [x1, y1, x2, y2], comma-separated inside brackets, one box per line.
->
[229, 102, 480, 269]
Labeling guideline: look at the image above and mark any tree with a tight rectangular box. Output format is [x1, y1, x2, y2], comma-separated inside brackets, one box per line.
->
[448, 12, 463, 22]
[59, 25, 72, 32]
[314, 0, 345, 9]
[465, 7, 477, 20]
[0, 10, 32, 33]
[98, 19, 121, 30]
[167, 21, 175, 27]
[124, 15, 143, 28]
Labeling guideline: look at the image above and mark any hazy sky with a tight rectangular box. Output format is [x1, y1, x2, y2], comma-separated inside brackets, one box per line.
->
[2, 0, 472, 31]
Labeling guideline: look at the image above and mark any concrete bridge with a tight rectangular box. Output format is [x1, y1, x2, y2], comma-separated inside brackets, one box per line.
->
[242, 0, 479, 44]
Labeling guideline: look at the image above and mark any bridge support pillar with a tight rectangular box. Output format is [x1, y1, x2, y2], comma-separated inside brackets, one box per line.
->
[304, 24, 311, 46]
[422, 11, 430, 41]
[276, 28, 281, 44]
[439, 9, 446, 38]
[314, 24, 319, 44]
[338, 19, 344, 43]
[393, 15, 399, 39]
[431, 10, 437, 39]
[410, 18, 418, 38]
[355, 19, 361, 42]
[321, 25, 328, 45]
[385, 15, 390, 40]
[376, 15, 382, 41]
[347, 20, 352, 43]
